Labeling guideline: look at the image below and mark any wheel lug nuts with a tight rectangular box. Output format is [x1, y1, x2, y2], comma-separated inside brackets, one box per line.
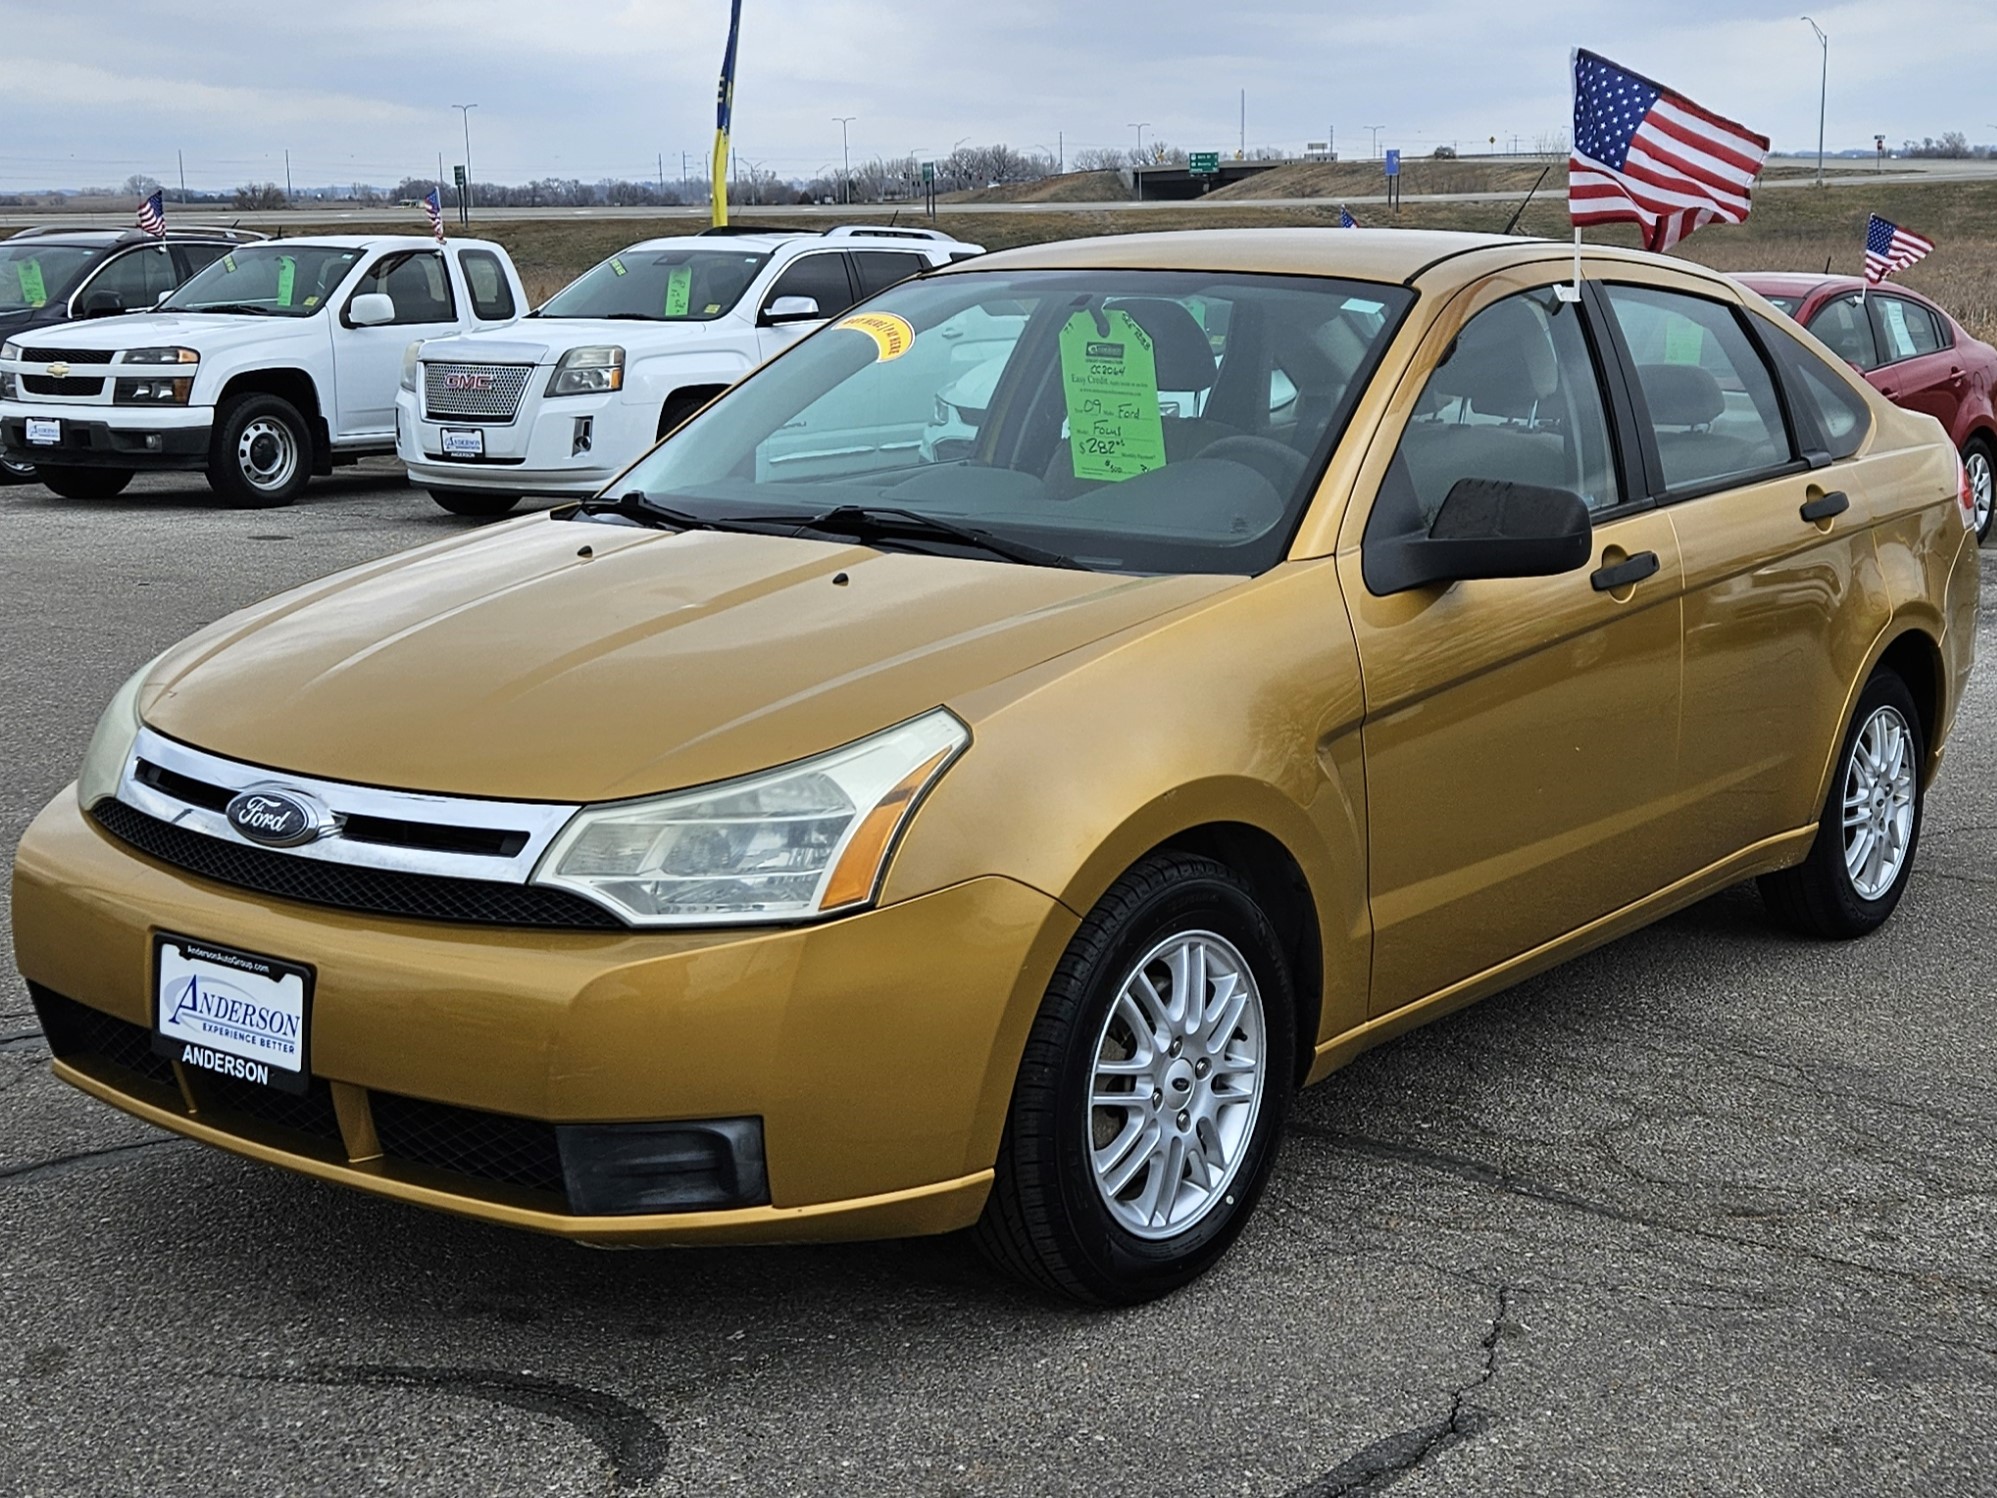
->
[1169, 1039, 1182, 1057]
[1151, 1089, 1162, 1107]
[1176, 1111, 1190, 1129]
[1194, 1059, 1209, 1077]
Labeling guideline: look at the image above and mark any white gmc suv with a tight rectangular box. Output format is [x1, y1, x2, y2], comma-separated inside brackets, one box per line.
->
[0, 236, 525, 507]
[395, 225, 983, 516]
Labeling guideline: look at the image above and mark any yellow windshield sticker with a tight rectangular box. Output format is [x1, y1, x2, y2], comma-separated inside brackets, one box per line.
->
[703, 302, 721, 314]
[664, 265, 693, 317]
[275, 255, 296, 307]
[610, 257, 627, 276]
[17, 259, 46, 307]
[835, 311, 915, 361]
[303, 294, 319, 307]
[1662, 320, 1703, 364]
[1058, 309, 1166, 482]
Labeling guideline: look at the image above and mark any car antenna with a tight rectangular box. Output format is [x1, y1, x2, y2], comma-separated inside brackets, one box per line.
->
[1824, 254, 1833, 273]
[1500, 161, 1554, 236]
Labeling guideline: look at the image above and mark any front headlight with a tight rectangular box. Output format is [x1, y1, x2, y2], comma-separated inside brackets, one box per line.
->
[533, 710, 968, 926]
[547, 345, 624, 397]
[76, 655, 159, 811]
[0, 340, 21, 362]
[113, 377, 193, 405]
[400, 340, 423, 393]
[122, 347, 200, 365]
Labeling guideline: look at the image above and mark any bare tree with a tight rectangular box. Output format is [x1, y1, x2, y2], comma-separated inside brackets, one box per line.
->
[233, 181, 287, 210]
[123, 173, 161, 198]
[1072, 146, 1127, 172]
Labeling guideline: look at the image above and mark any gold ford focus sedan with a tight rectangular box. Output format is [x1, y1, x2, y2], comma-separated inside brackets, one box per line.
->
[12, 230, 1978, 1303]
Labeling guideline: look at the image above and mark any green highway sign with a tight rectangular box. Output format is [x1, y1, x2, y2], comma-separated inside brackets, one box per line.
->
[921, 161, 935, 184]
[453, 165, 467, 188]
[1188, 152, 1220, 175]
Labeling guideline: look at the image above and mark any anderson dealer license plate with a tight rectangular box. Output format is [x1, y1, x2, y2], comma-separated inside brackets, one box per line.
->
[152, 934, 313, 1094]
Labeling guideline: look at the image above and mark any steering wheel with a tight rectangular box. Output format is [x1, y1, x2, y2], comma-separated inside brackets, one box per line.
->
[1199, 435, 1310, 497]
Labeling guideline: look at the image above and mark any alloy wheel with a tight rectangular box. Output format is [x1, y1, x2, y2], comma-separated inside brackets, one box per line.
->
[1968, 449, 1993, 537]
[1843, 703, 1916, 900]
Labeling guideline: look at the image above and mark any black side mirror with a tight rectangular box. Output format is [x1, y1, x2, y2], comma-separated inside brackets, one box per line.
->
[79, 290, 126, 318]
[1368, 478, 1592, 594]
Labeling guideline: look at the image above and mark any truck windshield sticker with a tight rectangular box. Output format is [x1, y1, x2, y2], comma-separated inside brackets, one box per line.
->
[664, 265, 693, 317]
[222, 254, 236, 274]
[609, 257, 627, 277]
[275, 255, 296, 307]
[16, 259, 46, 307]
[834, 311, 914, 361]
[1058, 308, 1166, 482]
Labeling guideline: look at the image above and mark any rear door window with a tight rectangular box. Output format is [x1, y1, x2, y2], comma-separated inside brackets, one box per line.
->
[1873, 296, 1943, 363]
[1753, 314, 1872, 461]
[1804, 294, 1879, 370]
[457, 249, 516, 321]
[852, 251, 927, 298]
[1605, 284, 1793, 494]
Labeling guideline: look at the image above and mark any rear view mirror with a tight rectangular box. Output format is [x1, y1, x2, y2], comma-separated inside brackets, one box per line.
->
[761, 295, 821, 326]
[348, 293, 397, 327]
[79, 291, 125, 318]
[1368, 478, 1592, 594]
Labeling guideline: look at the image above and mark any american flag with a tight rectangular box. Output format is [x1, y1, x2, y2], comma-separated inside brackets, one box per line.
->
[421, 187, 446, 244]
[1864, 213, 1933, 284]
[1569, 49, 1768, 253]
[136, 189, 167, 238]
[1338, 204, 1359, 228]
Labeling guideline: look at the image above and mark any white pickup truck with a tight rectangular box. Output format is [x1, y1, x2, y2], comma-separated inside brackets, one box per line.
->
[0, 235, 525, 507]
[395, 225, 983, 516]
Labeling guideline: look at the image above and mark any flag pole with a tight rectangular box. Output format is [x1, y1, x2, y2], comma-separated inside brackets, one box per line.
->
[711, 0, 744, 228]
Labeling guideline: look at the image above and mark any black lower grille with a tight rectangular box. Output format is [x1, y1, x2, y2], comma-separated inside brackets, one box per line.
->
[30, 985, 176, 1088]
[23, 376, 104, 396]
[372, 1090, 566, 1198]
[92, 799, 621, 930]
[190, 1071, 343, 1145]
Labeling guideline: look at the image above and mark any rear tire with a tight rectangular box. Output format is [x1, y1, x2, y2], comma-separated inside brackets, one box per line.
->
[428, 488, 522, 518]
[37, 466, 133, 500]
[208, 393, 310, 508]
[1759, 668, 1925, 939]
[973, 852, 1295, 1304]
[1964, 436, 1994, 542]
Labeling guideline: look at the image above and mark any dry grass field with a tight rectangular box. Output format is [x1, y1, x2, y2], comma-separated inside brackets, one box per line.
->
[294, 173, 1997, 342]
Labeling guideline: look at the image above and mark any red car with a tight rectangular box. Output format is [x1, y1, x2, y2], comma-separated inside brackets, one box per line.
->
[1734, 273, 1997, 539]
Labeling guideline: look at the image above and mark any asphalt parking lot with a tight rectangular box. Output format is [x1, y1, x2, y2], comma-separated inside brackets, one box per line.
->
[1, 465, 1993, 1497]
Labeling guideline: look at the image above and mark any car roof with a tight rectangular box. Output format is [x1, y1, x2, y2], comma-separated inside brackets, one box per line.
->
[1733, 272, 1870, 296]
[4, 225, 268, 247]
[217, 235, 507, 252]
[948, 228, 1741, 294]
[614, 227, 971, 256]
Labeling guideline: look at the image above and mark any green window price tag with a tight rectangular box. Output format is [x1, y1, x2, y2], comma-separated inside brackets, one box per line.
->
[275, 255, 296, 307]
[17, 259, 47, 308]
[664, 265, 692, 317]
[1058, 308, 1166, 482]
[1662, 319, 1704, 365]
[609, 256, 627, 276]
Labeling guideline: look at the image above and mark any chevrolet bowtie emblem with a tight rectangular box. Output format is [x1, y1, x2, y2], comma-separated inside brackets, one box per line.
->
[47, 363, 70, 378]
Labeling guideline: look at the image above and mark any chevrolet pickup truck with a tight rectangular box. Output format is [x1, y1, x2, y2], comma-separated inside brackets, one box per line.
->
[0, 235, 525, 506]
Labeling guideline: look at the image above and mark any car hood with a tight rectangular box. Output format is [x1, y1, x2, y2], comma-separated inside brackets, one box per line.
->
[13, 312, 312, 356]
[418, 317, 753, 366]
[140, 516, 1233, 803]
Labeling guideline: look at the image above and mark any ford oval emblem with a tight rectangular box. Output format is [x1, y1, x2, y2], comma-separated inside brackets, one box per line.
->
[224, 786, 331, 848]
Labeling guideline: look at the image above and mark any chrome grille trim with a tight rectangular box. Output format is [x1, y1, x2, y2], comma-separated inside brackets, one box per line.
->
[422, 362, 533, 423]
[115, 726, 579, 883]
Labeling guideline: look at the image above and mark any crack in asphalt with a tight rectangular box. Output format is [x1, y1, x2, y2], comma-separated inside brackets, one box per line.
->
[0, 1136, 180, 1184]
[1291, 1123, 1997, 1297]
[240, 1364, 670, 1491]
[1285, 1285, 1509, 1496]
[0, 1029, 48, 1053]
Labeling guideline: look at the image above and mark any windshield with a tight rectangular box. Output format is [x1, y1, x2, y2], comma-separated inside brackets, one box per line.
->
[0, 244, 106, 312]
[537, 247, 770, 321]
[611, 269, 1412, 575]
[160, 244, 363, 316]
[1762, 294, 1803, 316]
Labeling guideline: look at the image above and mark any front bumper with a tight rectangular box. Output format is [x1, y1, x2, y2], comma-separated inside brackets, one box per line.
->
[12, 788, 1077, 1244]
[395, 386, 643, 498]
[0, 399, 212, 471]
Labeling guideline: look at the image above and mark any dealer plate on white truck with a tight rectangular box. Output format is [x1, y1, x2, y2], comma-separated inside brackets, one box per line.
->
[441, 428, 485, 458]
[24, 418, 60, 446]
[152, 934, 313, 1094]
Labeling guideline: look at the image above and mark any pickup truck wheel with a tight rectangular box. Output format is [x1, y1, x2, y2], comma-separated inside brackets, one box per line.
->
[0, 450, 39, 483]
[37, 466, 133, 500]
[428, 488, 522, 518]
[208, 394, 310, 508]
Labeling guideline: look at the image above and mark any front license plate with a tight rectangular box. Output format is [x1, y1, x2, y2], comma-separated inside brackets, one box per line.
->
[441, 428, 484, 458]
[24, 417, 60, 446]
[152, 934, 313, 1094]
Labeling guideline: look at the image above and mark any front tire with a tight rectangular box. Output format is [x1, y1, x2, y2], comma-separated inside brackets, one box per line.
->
[428, 488, 522, 518]
[37, 465, 133, 500]
[1759, 668, 1925, 939]
[0, 450, 39, 484]
[1964, 436, 1994, 542]
[974, 853, 1295, 1304]
[208, 394, 310, 508]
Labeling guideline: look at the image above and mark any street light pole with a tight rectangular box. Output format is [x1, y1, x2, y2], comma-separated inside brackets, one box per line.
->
[1366, 123, 1386, 158]
[1127, 122, 1152, 202]
[451, 102, 478, 219]
[1802, 17, 1827, 187]
[833, 116, 856, 204]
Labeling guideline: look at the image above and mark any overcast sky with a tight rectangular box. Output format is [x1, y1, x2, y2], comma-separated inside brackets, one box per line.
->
[2, 0, 1991, 192]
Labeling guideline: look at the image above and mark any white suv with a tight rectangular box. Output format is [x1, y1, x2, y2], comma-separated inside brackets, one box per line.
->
[396, 225, 983, 516]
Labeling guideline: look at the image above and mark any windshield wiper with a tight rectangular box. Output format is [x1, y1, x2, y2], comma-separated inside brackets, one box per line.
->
[569, 491, 801, 535]
[184, 302, 274, 316]
[794, 505, 1087, 570]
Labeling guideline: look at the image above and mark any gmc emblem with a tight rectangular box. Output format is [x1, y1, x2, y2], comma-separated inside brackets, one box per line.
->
[445, 372, 494, 392]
